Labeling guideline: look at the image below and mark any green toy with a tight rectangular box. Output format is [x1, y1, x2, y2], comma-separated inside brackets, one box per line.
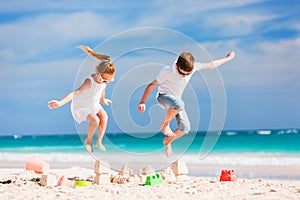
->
[145, 173, 163, 186]
[74, 180, 93, 187]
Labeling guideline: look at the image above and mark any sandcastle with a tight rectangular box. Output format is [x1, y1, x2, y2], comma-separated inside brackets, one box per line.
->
[40, 173, 58, 187]
[137, 164, 156, 184]
[112, 164, 140, 184]
[27, 156, 191, 187]
[95, 159, 190, 185]
[160, 167, 176, 183]
[94, 159, 111, 185]
[171, 160, 189, 181]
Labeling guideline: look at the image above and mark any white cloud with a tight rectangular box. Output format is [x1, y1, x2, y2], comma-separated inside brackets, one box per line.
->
[0, 0, 285, 64]
[135, 0, 268, 28]
[203, 36, 300, 89]
[259, 38, 300, 86]
[0, 48, 16, 61]
[203, 13, 277, 37]
[0, 0, 263, 14]
[184, 0, 264, 11]
[0, 12, 126, 61]
[0, 0, 131, 13]
[0, 58, 80, 97]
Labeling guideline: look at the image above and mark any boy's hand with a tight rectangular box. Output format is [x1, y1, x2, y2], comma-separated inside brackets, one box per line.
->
[226, 51, 235, 61]
[48, 100, 60, 109]
[102, 99, 112, 106]
[138, 103, 146, 112]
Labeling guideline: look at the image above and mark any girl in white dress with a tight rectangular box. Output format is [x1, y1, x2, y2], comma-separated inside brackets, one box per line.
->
[48, 46, 115, 153]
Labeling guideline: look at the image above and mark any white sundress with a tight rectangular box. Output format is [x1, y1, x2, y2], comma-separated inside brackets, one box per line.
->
[71, 76, 106, 124]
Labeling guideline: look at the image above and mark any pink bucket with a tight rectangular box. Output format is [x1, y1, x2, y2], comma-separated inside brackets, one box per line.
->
[26, 156, 49, 174]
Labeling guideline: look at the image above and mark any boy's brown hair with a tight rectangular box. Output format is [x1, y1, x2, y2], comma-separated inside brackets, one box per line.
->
[176, 51, 195, 72]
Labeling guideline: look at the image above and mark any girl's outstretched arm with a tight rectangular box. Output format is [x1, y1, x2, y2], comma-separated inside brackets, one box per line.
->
[48, 78, 91, 109]
[201, 51, 235, 70]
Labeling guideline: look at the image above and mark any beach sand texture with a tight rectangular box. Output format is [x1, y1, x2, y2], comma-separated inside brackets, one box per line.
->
[1, 166, 300, 200]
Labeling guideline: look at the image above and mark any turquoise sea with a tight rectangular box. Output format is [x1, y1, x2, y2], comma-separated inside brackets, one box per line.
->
[1, 129, 300, 179]
[1, 129, 299, 154]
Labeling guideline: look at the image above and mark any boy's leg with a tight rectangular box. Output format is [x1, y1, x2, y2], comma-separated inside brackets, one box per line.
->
[160, 109, 181, 137]
[86, 114, 100, 153]
[163, 129, 186, 146]
[157, 94, 183, 137]
[96, 109, 108, 151]
[163, 129, 186, 157]
[163, 110, 190, 157]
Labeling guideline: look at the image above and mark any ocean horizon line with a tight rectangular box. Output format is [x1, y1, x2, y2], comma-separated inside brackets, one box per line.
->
[1, 128, 299, 137]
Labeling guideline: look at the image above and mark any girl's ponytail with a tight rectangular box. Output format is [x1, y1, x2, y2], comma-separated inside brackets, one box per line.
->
[77, 45, 115, 75]
[78, 45, 111, 61]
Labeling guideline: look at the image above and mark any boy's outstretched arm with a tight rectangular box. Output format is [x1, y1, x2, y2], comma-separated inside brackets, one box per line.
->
[138, 80, 159, 112]
[48, 78, 91, 109]
[201, 51, 235, 70]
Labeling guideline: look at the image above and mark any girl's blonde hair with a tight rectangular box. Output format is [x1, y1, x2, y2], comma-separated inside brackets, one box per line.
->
[78, 45, 116, 75]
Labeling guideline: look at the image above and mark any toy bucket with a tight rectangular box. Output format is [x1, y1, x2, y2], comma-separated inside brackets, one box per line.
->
[26, 156, 49, 174]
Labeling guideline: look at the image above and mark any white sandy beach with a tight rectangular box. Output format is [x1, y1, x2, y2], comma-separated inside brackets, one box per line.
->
[1, 163, 300, 200]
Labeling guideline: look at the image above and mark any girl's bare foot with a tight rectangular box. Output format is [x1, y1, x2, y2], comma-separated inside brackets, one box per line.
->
[96, 140, 106, 152]
[85, 140, 94, 153]
[160, 124, 175, 137]
[163, 138, 172, 157]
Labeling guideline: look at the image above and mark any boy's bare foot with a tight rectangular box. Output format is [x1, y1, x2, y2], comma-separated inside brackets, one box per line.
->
[96, 140, 106, 152]
[160, 124, 175, 136]
[163, 138, 172, 157]
[85, 140, 94, 153]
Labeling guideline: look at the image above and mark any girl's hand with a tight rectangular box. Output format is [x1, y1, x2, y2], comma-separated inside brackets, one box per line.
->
[138, 103, 146, 112]
[226, 51, 235, 61]
[102, 99, 112, 106]
[48, 100, 60, 109]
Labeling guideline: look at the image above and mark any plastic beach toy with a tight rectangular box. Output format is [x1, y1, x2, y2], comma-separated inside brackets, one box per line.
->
[219, 169, 237, 182]
[26, 156, 49, 174]
[75, 180, 93, 187]
[145, 174, 163, 186]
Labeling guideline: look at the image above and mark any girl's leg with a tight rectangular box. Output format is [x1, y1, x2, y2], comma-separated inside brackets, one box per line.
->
[86, 114, 100, 153]
[96, 108, 108, 151]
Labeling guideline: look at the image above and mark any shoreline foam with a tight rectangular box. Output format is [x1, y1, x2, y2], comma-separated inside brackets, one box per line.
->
[1, 152, 300, 178]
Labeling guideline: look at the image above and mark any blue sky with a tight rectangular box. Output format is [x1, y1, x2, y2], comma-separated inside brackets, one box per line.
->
[0, 0, 299, 135]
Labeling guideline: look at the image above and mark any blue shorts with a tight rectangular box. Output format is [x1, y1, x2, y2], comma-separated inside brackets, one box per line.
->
[157, 93, 190, 133]
[157, 93, 184, 110]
